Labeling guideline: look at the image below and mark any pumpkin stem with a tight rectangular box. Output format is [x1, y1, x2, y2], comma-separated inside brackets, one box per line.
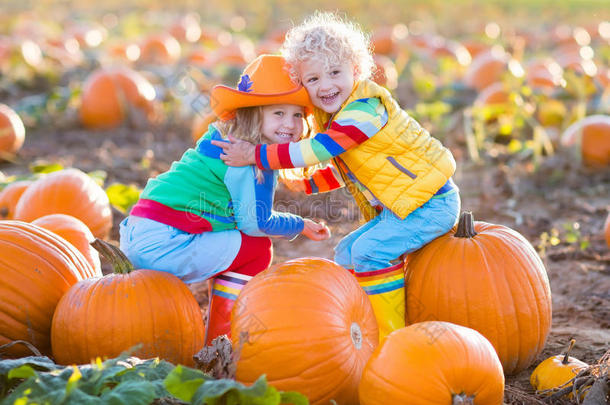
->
[0, 207, 8, 218]
[562, 339, 576, 364]
[452, 393, 475, 405]
[454, 211, 477, 238]
[91, 238, 135, 274]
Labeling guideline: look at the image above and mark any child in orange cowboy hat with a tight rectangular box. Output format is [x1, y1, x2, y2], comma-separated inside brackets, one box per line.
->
[120, 55, 337, 345]
[212, 13, 461, 341]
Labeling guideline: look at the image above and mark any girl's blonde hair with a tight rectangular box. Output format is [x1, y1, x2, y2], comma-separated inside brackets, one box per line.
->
[216, 106, 264, 145]
[281, 12, 374, 83]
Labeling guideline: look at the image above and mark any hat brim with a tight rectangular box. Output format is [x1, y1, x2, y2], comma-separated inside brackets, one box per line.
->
[210, 85, 314, 121]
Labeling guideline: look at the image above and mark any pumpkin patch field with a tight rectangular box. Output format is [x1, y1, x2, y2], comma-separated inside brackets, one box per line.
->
[1, 0, 609, 404]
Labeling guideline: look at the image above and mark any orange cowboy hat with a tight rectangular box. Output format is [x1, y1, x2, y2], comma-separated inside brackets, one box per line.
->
[210, 54, 313, 121]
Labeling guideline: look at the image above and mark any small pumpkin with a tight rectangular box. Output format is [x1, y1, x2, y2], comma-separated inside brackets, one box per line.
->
[0, 103, 26, 159]
[51, 239, 205, 366]
[0, 180, 32, 219]
[139, 34, 181, 65]
[463, 48, 511, 91]
[0, 221, 98, 357]
[561, 115, 610, 167]
[406, 211, 552, 375]
[13, 168, 113, 239]
[32, 213, 101, 273]
[232, 257, 378, 405]
[79, 67, 156, 129]
[530, 339, 588, 395]
[359, 322, 505, 405]
[191, 112, 217, 143]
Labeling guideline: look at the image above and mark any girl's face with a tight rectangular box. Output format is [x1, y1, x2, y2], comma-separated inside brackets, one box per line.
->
[260, 104, 305, 144]
[299, 58, 356, 114]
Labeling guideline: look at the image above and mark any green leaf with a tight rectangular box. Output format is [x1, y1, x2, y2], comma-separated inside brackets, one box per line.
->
[279, 391, 309, 405]
[29, 162, 64, 174]
[192, 375, 282, 405]
[99, 380, 156, 405]
[0, 356, 59, 376]
[164, 365, 207, 402]
[106, 183, 141, 214]
[7, 365, 37, 380]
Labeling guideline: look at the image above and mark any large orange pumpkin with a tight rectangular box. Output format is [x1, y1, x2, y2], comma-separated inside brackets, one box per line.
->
[79, 67, 156, 129]
[13, 168, 113, 239]
[0, 180, 32, 219]
[406, 212, 552, 375]
[0, 221, 98, 357]
[232, 258, 378, 405]
[359, 322, 505, 405]
[51, 239, 205, 366]
[0, 103, 26, 159]
[560, 115, 610, 167]
[32, 214, 101, 273]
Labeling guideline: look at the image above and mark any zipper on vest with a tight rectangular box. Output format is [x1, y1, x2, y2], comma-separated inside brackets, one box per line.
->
[386, 156, 417, 179]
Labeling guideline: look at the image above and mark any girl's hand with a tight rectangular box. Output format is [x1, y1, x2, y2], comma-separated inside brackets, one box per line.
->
[210, 135, 256, 166]
[302, 219, 331, 241]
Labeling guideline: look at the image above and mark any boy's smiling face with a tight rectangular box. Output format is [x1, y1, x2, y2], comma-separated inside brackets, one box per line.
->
[299, 58, 356, 114]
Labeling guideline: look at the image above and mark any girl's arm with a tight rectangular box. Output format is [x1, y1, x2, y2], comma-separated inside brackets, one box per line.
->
[225, 166, 304, 239]
[212, 97, 388, 169]
[279, 163, 345, 194]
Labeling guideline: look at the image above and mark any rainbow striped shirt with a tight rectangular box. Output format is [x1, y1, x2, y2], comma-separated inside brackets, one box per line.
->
[255, 97, 388, 170]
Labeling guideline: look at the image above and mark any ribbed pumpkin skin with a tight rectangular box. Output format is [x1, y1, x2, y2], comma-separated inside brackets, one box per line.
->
[51, 269, 205, 366]
[232, 258, 378, 405]
[0, 221, 98, 357]
[13, 169, 112, 239]
[0, 103, 25, 157]
[359, 322, 505, 405]
[406, 217, 552, 375]
[0, 180, 32, 219]
[32, 214, 101, 273]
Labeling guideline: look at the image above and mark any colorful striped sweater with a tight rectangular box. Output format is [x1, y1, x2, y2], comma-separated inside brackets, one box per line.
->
[130, 126, 304, 239]
[255, 97, 388, 170]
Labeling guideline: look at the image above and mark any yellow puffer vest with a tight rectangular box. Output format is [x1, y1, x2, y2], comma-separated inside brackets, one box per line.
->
[314, 80, 456, 220]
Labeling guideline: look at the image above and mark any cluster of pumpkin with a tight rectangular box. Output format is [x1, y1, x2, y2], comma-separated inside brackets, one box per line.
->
[0, 168, 204, 367]
[226, 212, 549, 404]
[0, 164, 595, 404]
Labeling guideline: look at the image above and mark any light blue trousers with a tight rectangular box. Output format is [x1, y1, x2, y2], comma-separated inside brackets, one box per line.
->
[334, 191, 460, 272]
[119, 216, 241, 284]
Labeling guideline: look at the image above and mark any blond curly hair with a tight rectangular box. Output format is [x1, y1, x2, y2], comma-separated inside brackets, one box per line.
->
[281, 12, 374, 83]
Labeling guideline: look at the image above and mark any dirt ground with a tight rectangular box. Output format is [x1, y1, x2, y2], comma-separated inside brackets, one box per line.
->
[2, 116, 608, 404]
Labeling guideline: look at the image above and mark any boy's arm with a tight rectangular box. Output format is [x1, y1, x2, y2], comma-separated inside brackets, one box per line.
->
[257, 97, 388, 170]
[225, 166, 304, 239]
[279, 164, 345, 194]
[211, 98, 388, 169]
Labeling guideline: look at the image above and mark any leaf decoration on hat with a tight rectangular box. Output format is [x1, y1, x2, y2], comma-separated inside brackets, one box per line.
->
[237, 74, 253, 93]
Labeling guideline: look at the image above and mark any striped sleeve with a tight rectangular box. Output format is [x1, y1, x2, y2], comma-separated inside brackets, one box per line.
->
[279, 164, 344, 194]
[256, 97, 388, 170]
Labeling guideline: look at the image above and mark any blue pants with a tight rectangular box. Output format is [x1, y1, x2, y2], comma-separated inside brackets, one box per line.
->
[119, 216, 242, 283]
[334, 192, 460, 272]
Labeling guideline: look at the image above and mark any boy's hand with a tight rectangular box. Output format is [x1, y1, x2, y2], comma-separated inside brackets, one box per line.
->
[211, 135, 256, 166]
[302, 219, 331, 241]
